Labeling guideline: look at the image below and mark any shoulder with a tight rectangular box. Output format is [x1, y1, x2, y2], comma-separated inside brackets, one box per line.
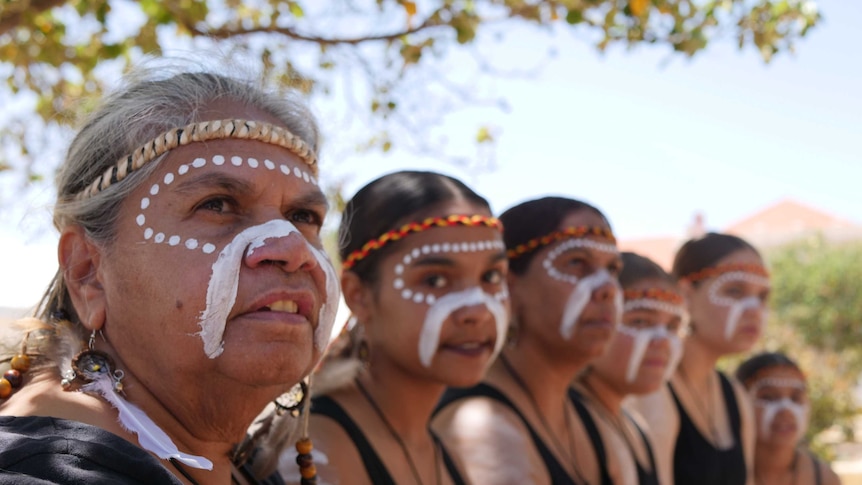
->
[0, 416, 180, 484]
[303, 396, 372, 485]
[812, 454, 843, 485]
[432, 391, 547, 485]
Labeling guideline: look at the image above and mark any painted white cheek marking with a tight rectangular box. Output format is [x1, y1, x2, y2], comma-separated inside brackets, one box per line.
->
[185, 239, 199, 250]
[169, 236, 180, 246]
[559, 269, 613, 340]
[293, 167, 302, 178]
[178, 164, 189, 175]
[136, 214, 146, 226]
[213, 155, 225, 166]
[303, 172, 310, 183]
[231, 156, 243, 166]
[202, 244, 216, 254]
[163, 173, 174, 185]
[310, 245, 341, 352]
[393, 279, 404, 290]
[264, 159, 275, 170]
[247, 158, 259, 168]
[280, 165, 290, 175]
[155, 233, 165, 243]
[402, 289, 413, 299]
[141, 198, 150, 210]
[150, 184, 160, 195]
[192, 157, 206, 168]
[144, 228, 154, 240]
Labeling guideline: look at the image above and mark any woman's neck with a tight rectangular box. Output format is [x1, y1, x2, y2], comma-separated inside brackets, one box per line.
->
[579, 370, 625, 415]
[500, 339, 584, 415]
[679, 335, 721, 385]
[755, 443, 798, 482]
[361, 354, 446, 445]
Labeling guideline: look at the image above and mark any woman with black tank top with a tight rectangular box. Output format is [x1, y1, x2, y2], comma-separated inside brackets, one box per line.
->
[573, 252, 689, 485]
[433, 196, 623, 485]
[634, 233, 769, 485]
[304, 170, 510, 485]
[736, 352, 842, 485]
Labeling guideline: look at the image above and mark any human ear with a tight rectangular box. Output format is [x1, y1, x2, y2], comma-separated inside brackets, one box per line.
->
[340, 271, 374, 328]
[59, 225, 106, 332]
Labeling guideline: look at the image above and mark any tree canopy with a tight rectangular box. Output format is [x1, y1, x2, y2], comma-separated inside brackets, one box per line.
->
[0, 0, 820, 187]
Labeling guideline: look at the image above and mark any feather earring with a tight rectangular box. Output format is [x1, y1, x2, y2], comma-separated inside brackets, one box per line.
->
[69, 329, 214, 470]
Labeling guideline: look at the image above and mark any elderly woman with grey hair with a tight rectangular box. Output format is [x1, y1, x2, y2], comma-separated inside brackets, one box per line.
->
[0, 63, 340, 484]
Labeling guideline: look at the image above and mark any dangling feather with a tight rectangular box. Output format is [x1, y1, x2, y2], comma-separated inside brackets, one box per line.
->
[80, 375, 213, 470]
[51, 318, 84, 377]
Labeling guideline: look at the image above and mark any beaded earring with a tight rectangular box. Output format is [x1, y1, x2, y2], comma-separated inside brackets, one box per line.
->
[62, 329, 125, 393]
[0, 331, 35, 400]
[273, 380, 308, 417]
[294, 375, 317, 485]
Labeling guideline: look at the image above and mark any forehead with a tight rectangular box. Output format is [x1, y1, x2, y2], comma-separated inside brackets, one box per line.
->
[390, 223, 504, 260]
[625, 277, 675, 293]
[753, 365, 806, 384]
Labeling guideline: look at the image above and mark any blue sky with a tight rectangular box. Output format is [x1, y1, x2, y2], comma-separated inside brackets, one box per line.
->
[1, 1, 859, 310]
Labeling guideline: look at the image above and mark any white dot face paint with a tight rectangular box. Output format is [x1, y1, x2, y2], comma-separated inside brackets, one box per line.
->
[707, 271, 770, 341]
[543, 238, 621, 340]
[133, 151, 332, 359]
[389, 239, 508, 368]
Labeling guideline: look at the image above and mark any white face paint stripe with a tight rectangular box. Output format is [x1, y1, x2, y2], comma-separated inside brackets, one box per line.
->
[755, 397, 808, 441]
[542, 238, 619, 285]
[137, 154, 319, 253]
[707, 271, 769, 341]
[197, 219, 339, 358]
[418, 287, 508, 368]
[749, 377, 807, 393]
[559, 268, 619, 340]
[616, 325, 683, 382]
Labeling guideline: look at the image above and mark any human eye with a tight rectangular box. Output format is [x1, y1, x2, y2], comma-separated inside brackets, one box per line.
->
[423, 273, 449, 290]
[195, 196, 238, 215]
[758, 389, 781, 401]
[607, 258, 623, 276]
[287, 208, 324, 229]
[758, 288, 771, 303]
[482, 268, 505, 285]
[722, 284, 746, 299]
[623, 312, 653, 328]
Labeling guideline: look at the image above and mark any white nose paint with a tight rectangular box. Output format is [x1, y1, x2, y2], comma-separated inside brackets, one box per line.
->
[418, 287, 508, 368]
[198, 219, 339, 358]
[756, 397, 808, 441]
[559, 269, 619, 340]
[617, 325, 683, 383]
[707, 271, 769, 341]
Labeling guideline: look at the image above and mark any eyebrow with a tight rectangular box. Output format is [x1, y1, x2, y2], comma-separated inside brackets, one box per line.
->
[411, 250, 508, 268]
[173, 172, 256, 197]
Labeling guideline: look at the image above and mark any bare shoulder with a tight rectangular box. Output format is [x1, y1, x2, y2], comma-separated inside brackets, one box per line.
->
[815, 456, 843, 485]
[433, 395, 547, 485]
[300, 411, 371, 485]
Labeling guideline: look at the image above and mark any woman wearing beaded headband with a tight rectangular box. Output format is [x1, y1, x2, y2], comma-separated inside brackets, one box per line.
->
[0, 64, 340, 484]
[634, 232, 769, 485]
[573, 252, 689, 485]
[736, 352, 841, 485]
[433, 196, 623, 485]
[298, 170, 509, 485]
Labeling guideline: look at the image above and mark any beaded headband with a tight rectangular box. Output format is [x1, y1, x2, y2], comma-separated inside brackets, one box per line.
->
[680, 262, 770, 283]
[74, 119, 317, 200]
[341, 214, 503, 270]
[623, 288, 685, 306]
[507, 226, 616, 259]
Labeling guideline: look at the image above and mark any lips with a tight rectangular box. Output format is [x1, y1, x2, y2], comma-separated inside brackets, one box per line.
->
[264, 300, 299, 313]
[240, 290, 316, 324]
[440, 339, 493, 356]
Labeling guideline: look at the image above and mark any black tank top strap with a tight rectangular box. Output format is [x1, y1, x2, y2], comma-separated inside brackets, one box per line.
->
[568, 388, 614, 485]
[627, 411, 660, 485]
[717, 372, 742, 445]
[431, 432, 467, 485]
[810, 451, 823, 485]
[310, 395, 396, 485]
[438, 384, 577, 485]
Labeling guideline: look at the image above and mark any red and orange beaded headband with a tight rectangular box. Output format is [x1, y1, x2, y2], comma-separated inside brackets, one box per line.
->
[623, 288, 685, 306]
[680, 262, 770, 283]
[507, 226, 616, 260]
[341, 214, 503, 270]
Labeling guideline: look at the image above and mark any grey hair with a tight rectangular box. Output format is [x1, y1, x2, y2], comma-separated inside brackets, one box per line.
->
[37, 61, 320, 328]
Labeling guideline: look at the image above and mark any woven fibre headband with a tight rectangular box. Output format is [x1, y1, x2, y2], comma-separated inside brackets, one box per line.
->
[75, 119, 317, 200]
[623, 288, 684, 305]
[506, 226, 616, 259]
[341, 214, 503, 270]
[680, 262, 769, 283]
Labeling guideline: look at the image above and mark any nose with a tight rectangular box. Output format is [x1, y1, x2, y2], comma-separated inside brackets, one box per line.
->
[244, 232, 318, 273]
[591, 278, 618, 303]
[452, 303, 493, 327]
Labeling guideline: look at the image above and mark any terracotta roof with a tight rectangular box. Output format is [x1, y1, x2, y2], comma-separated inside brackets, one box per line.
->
[725, 198, 858, 239]
[617, 236, 681, 271]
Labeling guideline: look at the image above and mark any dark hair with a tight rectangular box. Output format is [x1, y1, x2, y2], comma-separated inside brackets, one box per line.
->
[338, 170, 491, 283]
[619, 252, 674, 289]
[672, 232, 760, 282]
[735, 351, 803, 386]
[499, 196, 610, 275]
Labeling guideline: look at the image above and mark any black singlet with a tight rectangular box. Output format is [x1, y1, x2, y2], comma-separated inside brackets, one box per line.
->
[311, 395, 466, 485]
[669, 371, 747, 485]
[569, 388, 658, 485]
[437, 384, 578, 485]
